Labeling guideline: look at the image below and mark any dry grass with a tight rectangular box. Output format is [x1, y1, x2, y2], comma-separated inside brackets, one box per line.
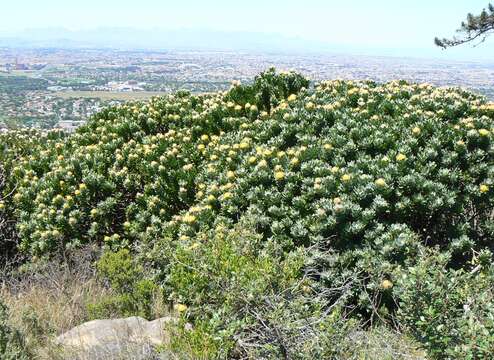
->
[0, 247, 108, 358]
[0, 246, 170, 359]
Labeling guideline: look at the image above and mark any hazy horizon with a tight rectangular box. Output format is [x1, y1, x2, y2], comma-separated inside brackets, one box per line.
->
[1, 0, 494, 61]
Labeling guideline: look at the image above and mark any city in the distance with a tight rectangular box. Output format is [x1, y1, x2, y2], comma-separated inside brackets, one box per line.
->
[2, 28, 494, 131]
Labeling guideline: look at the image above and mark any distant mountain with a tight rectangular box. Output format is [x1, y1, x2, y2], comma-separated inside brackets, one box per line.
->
[2, 27, 494, 62]
[0, 27, 337, 53]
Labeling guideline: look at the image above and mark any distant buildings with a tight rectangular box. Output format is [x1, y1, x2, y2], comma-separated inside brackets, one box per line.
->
[57, 120, 86, 133]
[107, 81, 145, 92]
[14, 58, 28, 70]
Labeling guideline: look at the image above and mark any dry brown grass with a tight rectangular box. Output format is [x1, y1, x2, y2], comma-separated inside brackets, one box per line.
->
[0, 247, 108, 358]
[0, 246, 170, 359]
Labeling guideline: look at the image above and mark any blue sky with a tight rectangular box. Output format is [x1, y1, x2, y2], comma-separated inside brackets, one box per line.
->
[1, 0, 494, 60]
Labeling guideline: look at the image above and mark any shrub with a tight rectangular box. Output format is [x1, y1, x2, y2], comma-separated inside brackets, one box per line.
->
[88, 249, 161, 320]
[163, 218, 424, 359]
[5, 70, 494, 358]
[164, 219, 356, 359]
[12, 71, 493, 264]
[0, 129, 64, 262]
[395, 249, 494, 358]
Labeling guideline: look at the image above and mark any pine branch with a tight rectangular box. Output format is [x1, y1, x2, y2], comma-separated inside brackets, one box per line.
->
[435, 3, 494, 48]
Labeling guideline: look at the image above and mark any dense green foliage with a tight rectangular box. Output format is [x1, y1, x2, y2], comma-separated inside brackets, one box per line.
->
[395, 249, 494, 358]
[0, 76, 49, 94]
[2, 69, 494, 358]
[87, 249, 159, 320]
[0, 129, 64, 261]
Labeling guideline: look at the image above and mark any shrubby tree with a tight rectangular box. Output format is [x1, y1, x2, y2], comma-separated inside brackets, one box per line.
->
[436, 3, 494, 48]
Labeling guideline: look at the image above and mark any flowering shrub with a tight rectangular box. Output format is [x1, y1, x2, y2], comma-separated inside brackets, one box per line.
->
[0, 129, 64, 260]
[4, 69, 494, 358]
[11, 71, 494, 259]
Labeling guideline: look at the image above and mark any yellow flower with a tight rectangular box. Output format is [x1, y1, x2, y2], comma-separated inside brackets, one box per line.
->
[479, 128, 490, 137]
[189, 242, 200, 250]
[79, 183, 87, 190]
[174, 304, 188, 313]
[287, 94, 297, 102]
[331, 166, 340, 174]
[226, 171, 235, 180]
[197, 144, 206, 151]
[412, 126, 421, 135]
[248, 156, 257, 164]
[207, 194, 216, 202]
[182, 214, 197, 224]
[333, 197, 342, 205]
[323, 143, 333, 150]
[375, 178, 386, 187]
[274, 171, 285, 181]
[480, 184, 489, 193]
[200, 134, 209, 142]
[396, 153, 407, 162]
[239, 142, 250, 150]
[290, 158, 299, 166]
[341, 174, 351, 182]
[305, 102, 315, 110]
[221, 192, 233, 200]
[381, 280, 393, 290]
[0, 202, 5, 210]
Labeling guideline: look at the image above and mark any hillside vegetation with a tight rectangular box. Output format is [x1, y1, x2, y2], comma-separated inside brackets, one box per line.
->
[1, 69, 494, 359]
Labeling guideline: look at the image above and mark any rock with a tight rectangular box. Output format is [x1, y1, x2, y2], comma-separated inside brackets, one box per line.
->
[55, 316, 176, 359]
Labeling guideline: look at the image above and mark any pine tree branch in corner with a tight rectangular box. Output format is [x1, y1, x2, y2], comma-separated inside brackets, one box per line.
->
[435, 3, 494, 48]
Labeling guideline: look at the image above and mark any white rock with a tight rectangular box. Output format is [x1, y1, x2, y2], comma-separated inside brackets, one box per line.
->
[55, 316, 175, 359]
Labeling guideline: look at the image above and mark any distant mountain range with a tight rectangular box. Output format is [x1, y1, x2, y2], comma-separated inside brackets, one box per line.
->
[0, 28, 337, 54]
[1, 27, 494, 62]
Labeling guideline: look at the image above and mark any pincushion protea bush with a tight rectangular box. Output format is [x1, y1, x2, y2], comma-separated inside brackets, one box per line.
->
[0, 129, 64, 261]
[3, 68, 494, 358]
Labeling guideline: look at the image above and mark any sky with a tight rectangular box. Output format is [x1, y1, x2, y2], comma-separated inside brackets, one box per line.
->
[1, 0, 494, 60]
